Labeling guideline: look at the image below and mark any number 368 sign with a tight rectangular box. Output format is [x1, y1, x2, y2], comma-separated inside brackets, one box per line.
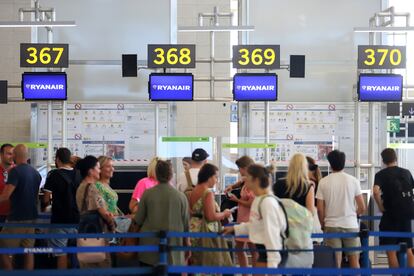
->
[20, 43, 69, 68]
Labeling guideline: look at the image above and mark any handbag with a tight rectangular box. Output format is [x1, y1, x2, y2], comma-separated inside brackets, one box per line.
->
[116, 218, 140, 261]
[78, 183, 104, 234]
[77, 183, 106, 263]
[197, 190, 232, 266]
[199, 218, 233, 266]
[77, 237, 106, 263]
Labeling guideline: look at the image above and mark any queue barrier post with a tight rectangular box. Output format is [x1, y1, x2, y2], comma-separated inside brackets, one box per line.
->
[156, 230, 168, 276]
[360, 229, 370, 270]
[399, 242, 408, 276]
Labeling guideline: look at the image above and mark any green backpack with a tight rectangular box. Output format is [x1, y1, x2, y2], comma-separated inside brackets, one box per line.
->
[258, 195, 313, 250]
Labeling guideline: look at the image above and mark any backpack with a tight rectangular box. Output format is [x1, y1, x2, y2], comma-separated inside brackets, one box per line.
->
[388, 171, 414, 218]
[50, 169, 81, 223]
[258, 195, 313, 250]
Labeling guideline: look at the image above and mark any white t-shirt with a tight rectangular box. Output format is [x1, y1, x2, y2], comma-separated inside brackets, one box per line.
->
[234, 194, 287, 268]
[176, 168, 199, 192]
[315, 171, 362, 229]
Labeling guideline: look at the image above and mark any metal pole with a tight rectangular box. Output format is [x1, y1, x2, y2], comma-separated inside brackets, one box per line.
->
[366, 15, 376, 188]
[210, 31, 215, 99]
[355, 102, 361, 180]
[44, 1, 54, 172]
[360, 229, 370, 271]
[264, 101, 270, 164]
[34, 0, 40, 21]
[399, 243, 408, 276]
[368, 103, 375, 189]
[156, 231, 168, 276]
[62, 101, 67, 147]
[213, 6, 219, 26]
[47, 8, 67, 149]
[47, 101, 53, 171]
[217, 136, 223, 194]
[155, 103, 159, 157]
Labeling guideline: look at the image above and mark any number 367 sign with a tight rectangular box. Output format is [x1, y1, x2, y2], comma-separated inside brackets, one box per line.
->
[20, 43, 69, 68]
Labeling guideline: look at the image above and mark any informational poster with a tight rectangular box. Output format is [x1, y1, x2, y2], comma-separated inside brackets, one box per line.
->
[248, 103, 381, 165]
[32, 103, 168, 166]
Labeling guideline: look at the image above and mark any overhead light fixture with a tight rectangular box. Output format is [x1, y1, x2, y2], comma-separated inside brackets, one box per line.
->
[0, 21, 76, 27]
[354, 26, 414, 33]
[178, 26, 255, 32]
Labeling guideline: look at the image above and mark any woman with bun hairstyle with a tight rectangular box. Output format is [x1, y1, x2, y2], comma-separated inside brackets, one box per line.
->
[75, 155, 115, 268]
[223, 164, 287, 268]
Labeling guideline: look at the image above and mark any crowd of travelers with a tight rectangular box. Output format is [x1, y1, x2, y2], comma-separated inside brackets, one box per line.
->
[0, 143, 413, 273]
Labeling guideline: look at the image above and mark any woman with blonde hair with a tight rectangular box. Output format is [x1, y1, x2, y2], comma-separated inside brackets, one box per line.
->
[96, 156, 120, 216]
[129, 157, 159, 213]
[273, 153, 315, 267]
[273, 153, 314, 212]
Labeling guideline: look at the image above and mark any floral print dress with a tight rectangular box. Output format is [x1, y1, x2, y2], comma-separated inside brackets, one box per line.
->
[189, 190, 221, 262]
[95, 181, 119, 215]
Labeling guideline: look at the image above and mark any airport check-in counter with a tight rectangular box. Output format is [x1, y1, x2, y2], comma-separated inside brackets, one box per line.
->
[112, 166, 147, 215]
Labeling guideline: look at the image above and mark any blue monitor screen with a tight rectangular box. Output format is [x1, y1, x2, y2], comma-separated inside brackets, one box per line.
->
[358, 74, 403, 102]
[149, 73, 193, 101]
[22, 72, 67, 100]
[233, 73, 278, 101]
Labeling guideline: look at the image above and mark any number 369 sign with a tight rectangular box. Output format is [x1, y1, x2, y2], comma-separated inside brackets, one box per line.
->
[358, 45, 406, 69]
[20, 43, 69, 68]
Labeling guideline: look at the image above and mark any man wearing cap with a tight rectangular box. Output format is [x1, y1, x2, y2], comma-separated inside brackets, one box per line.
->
[177, 148, 209, 193]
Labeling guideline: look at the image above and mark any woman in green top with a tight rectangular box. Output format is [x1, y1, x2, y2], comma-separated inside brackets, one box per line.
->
[97, 156, 120, 215]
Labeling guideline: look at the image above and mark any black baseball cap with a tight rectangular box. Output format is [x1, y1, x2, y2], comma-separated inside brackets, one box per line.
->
[192, 148, 209, 162]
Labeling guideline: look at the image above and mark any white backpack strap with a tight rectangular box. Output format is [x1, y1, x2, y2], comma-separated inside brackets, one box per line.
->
[258, 195, 290, 241]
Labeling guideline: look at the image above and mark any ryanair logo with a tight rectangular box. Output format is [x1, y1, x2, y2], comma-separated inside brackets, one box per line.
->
[24, 248, 56, 254]
[236, 85, 275, 91]
[25, 84, 64, 90]
[152, 85, 191, 91]
[361, 85, 400, 92]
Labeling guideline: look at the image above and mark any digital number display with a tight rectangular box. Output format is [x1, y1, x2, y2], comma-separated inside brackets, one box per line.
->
[233, 73, 278, 101]
[148, 73, 193, 101]
[358, 45, 406, 69]
[22, 72, 67, 101]
[147, 44, 195, 68]
[358, 74, 403, 102]
[233, 45, 280, 69]
[20, 43, 69, 68]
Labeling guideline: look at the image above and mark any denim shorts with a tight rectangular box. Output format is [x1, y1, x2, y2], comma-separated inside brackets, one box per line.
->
[48, 227, 78, 256]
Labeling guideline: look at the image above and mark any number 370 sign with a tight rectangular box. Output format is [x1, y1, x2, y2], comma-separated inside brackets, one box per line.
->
[358, 45, 406, 70]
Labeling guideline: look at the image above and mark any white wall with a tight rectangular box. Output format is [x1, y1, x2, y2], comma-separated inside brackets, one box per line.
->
[0, 0, 31, 143]
[175, 0, 232, 138]
[0, 0, 384, 146]
[38, 0, 175, 101]
[247, 0, 381, 102]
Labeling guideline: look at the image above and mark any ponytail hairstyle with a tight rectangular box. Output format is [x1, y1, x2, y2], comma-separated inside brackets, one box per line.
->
[247, 164, 273, 189]
[197, 163, 219, 185]
[306, 156, 322, 186]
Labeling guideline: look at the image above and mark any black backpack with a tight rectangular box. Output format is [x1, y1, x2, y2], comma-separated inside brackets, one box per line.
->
[389, 170, 414, 218]
[55, 169, 81, 223]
